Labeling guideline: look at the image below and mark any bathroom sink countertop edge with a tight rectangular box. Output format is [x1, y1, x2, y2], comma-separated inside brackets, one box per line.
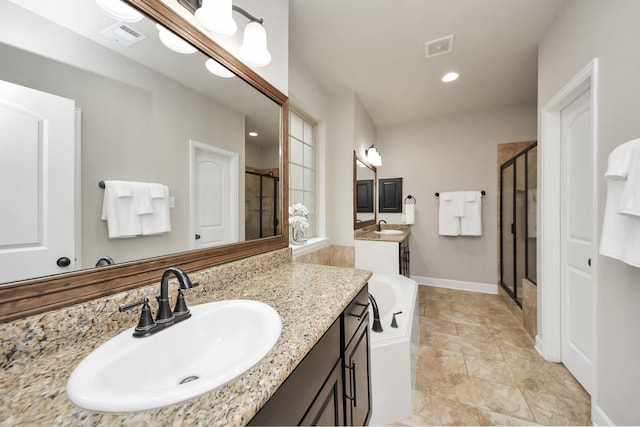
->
[355, 225, 410, 242]
[0, 257, 371, 426]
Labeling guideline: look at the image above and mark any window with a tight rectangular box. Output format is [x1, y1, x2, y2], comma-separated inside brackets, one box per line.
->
[289, 110, 316, 237]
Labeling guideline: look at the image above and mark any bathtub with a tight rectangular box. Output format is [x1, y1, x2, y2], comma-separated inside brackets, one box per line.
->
[367, 273, 420, 426]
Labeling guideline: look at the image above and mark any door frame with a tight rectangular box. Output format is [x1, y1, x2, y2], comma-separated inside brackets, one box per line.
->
[539, 59, 598, 385]
[188, 140, 239, 250]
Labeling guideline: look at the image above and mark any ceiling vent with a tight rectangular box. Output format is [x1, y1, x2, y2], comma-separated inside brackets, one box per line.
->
[101, 22, 147, 47]
[424, 35, 454, 58]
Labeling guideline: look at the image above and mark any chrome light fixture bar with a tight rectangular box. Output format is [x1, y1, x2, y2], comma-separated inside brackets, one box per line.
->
[178, 0, 271, 67]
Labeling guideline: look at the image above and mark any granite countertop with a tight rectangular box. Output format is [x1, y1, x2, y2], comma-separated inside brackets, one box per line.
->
[354, 224, 411, 243]
[0, 260, 371, 426]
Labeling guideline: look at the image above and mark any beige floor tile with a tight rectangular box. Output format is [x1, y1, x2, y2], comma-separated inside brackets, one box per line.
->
[397, 389, 480, 426]
[429, 375, 536, 421]
[419, 316, 458, 337]
[522, 389, 591, 425]
[421, 331, 505, 362]
[407, 286, 590, 426]
[477, 408, 541, 426]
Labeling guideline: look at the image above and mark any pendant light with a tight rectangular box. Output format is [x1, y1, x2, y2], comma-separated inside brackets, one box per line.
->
[195, 0, 237, 36]
[238, 21, 271, 67]
[95, 0, 143, 22]
[156, 24, 197, 54]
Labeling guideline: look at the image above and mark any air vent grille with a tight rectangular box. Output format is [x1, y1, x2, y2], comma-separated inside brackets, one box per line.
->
[101, 22, 147, 47]
[424, 35, 454, 58]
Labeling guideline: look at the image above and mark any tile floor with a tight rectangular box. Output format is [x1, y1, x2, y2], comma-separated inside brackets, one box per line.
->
[392, 285, 591, 426]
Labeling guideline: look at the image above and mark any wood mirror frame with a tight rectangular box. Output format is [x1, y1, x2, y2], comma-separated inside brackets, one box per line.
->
[353, 151, 377, 230]
[0, 0, 289, 323]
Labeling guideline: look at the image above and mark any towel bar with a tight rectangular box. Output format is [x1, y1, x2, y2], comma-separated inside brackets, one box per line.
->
[404, 195, 417, 204]
[435, 191, 486, 197]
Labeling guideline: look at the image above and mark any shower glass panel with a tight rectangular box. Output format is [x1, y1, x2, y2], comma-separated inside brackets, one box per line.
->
[245, 171, 279, 240]
[526, 147, 537, 283]
[501, 163, 515, 295]
[500, 143, 537, 307]
[515, 155, 527, 305]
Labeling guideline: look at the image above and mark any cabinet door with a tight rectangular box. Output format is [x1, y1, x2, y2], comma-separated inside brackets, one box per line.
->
[344, 316, 372, 426]
[300, 360, 345, 426]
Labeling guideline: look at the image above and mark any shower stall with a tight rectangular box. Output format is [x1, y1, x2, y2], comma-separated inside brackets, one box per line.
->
[245, 170, 279, 240]
[499, 143, 537, 306]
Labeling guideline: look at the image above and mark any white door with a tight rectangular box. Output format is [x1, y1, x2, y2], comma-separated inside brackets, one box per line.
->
[0, 79, 76, 283]
[190, 141, 238, 249]
[560, 89, 594, 394]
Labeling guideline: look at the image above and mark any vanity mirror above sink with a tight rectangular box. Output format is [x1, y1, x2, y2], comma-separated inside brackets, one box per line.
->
[353, 152, 377, 230]
[0, 0, 289, 323]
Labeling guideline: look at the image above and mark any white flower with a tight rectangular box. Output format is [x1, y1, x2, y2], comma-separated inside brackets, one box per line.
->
[289, 203, 310, 230]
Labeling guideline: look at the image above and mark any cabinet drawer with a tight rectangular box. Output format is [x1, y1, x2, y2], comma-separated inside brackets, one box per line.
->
[343, 284, 369, 349]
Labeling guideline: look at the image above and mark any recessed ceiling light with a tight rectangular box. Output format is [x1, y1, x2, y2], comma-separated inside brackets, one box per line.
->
[442, 72, 459, 83]
[249, 131, 258, 137]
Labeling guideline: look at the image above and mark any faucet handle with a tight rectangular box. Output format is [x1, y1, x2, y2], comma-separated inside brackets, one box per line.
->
[391, 311, 403, 328]
[119, 297, 156, 332]
[173, 289, 190, 316]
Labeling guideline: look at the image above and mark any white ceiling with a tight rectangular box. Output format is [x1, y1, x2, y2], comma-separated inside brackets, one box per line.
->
[289, 0, 567, 127]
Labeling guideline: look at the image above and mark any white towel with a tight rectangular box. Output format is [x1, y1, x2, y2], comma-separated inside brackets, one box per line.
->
[405, 203, 415, 225]
[101, 180, 141, 238]
[600, 139, 640, 267]
[133, 182, 154, 215]
[618, 138, 640, 216]
[438, 192, 463, 236]
[141, 184, 171, 235]
[460, 191, 482, 236]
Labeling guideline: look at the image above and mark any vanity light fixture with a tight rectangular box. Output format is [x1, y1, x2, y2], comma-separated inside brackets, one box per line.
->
[205, 58, 235, 78]
[442, 71, 459, 83]
[365, 144, 383, 167]
[95, 0, 143, 22]
[182, 0, 272, 67]
[156, 24, 197, 54]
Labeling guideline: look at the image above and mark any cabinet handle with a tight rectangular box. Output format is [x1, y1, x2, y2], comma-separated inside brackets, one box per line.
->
[345, 361, 358, 407]
[348, 302, 369, 321]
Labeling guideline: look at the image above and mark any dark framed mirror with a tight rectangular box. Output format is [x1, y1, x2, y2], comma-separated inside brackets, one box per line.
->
[353, 151, 376, 230]
[0, 0, 288, 322]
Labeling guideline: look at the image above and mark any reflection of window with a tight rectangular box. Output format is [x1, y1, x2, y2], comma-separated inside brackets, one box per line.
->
[289, 110, 316, 237]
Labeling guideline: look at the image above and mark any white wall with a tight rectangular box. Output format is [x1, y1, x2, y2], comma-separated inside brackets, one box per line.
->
[376, 106, 536, 284]
[538, 1, 640, 424]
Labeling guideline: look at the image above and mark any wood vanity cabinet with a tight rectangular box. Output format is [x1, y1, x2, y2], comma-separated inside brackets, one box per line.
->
[248, 285, 371, 426]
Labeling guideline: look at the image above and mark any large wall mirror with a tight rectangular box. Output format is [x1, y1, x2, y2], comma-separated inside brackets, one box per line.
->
[353, 152, 376, 230]
[0, 0, 288, 322]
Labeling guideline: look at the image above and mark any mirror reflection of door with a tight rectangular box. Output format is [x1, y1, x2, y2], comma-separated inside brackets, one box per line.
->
[189, 141, 238, 249]
[0, 79, 77, 282]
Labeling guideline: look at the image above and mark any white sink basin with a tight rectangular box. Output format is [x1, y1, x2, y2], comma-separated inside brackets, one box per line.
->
[374, 229, 403, 235]
[67, 299, 281, 412]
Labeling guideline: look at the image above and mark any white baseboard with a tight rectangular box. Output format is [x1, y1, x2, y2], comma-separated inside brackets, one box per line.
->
[592, 404, 614, 426]
[412, 275, 497, 294]
[535, 335, 545, 358]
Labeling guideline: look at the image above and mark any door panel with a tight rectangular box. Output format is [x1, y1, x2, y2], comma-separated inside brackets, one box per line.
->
[191, 141, 238, 250]
[560, 89, 594, 394]
[0, 79, 75, 282]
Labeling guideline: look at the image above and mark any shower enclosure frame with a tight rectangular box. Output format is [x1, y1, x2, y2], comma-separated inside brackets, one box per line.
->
[499, 143, 537, 307]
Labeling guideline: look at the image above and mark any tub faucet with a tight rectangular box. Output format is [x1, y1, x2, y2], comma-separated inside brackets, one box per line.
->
[377, 219, 387, 232]
[368, 293, 383, 332]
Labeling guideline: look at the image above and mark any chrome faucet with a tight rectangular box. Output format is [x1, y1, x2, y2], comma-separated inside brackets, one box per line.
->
[119, 267, 198, 338]
[376, 219, 387, 232]
[368, 293, 383, 332]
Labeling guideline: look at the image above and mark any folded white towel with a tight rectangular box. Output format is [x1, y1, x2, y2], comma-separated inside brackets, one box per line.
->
[600, 139, 640, 267]
[460, 191, 482, 236]
[618, 139, 640, 216]
[133, 182, 154, 215]
[438, 192, 462, 236]
[141, 184, 171, 235]
[101, 180, 141, 238]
